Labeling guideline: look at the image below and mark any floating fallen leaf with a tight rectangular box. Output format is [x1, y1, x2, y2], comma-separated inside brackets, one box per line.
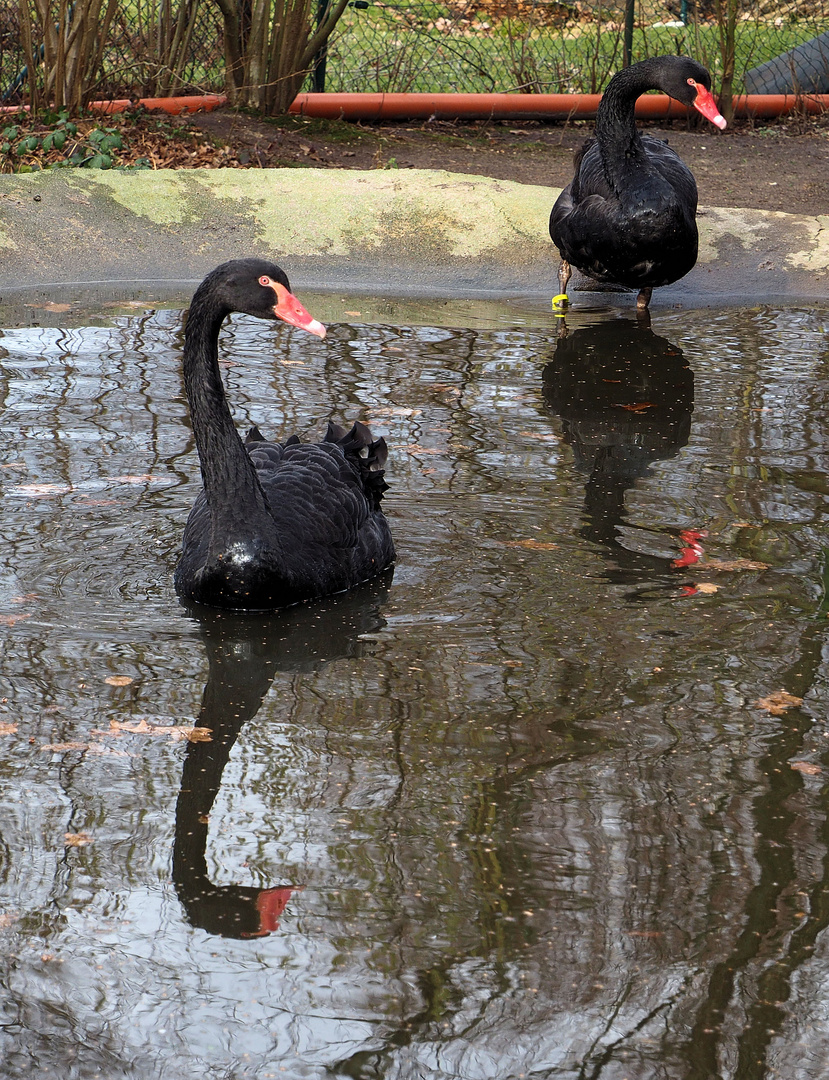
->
[791, 761, 821, 776]
[344, 310, 362, 317]
[703, 558, 769, 572]
[501, 539, 559, 551]
[0, 613, 31, 626]
[279, 359, 305, 366]
[64, 833, 93, 847]
[756, 690, 803, 715]
[615, 401, 656, 412]
[105, 718, 212, 742]
[105, 675, 133, 687]
[0, 722, 18, 735]
[25, 302, 71, 313]
[694, 582, 719, 594]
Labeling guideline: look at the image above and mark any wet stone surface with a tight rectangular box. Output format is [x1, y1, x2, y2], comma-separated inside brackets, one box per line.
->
[1, 298, 829, 1078]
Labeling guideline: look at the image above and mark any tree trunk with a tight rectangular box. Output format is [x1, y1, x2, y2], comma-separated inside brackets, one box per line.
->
[212, 0, 349, 115]
[714, 0, 739, 125]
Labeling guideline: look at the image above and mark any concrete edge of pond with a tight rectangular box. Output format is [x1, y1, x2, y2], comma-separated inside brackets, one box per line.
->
[0, 168, 827, 308]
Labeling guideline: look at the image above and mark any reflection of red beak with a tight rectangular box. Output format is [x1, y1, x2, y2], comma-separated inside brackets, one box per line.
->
[240, 886, 299, 938]
[272, 282, 327, 339]
[691, 82, 727, 130]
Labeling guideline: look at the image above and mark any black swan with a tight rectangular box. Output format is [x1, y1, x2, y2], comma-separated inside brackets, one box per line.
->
[549, 55, 727, 310]
[174, 258, 395, 610]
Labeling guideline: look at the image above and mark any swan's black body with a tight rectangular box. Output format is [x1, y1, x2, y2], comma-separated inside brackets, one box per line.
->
[174, 259, 395, 611]
[549, 56, 725, 307]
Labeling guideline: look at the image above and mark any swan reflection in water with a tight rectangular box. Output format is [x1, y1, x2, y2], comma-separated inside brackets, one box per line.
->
[173, 572, 392, 938]
[542, 317, 694, 585]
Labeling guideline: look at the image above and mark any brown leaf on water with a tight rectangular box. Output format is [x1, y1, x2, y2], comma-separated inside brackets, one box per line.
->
[615, 401, 656, 412]
[0, 722, 18, 735]
[694, 582, 720, 594]
[791, 761, 822, 776]
[106, 718, 212, 742]
[500, 539, 559, 551]
[24, 302, 71, 313]
[703, 558, 770, 572]
[756, 690, 803, 715]
[186, 727, 213, 743]
[344, 310, 362, 317]
[105, 675, 133, 687]
[0, 613, 31, 626]
[64, 832, 93, 847]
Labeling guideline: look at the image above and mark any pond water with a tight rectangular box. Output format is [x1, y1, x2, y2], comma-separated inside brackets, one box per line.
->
[1, 294, 829, 1080]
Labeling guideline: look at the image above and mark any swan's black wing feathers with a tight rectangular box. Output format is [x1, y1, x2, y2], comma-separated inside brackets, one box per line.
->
[550, 135, 699, 290]
[177, 421, 394, 610]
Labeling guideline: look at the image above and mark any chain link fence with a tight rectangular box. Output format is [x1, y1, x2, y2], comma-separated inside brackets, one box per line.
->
[1, 0, 828, 105]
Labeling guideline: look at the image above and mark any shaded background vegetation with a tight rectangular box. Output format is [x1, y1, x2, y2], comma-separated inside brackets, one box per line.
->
[0, 0, 827, 114]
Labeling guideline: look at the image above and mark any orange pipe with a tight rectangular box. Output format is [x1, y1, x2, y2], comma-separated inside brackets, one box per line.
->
[0, 94, 227, 116]
[290, 91, 829, 121]
[90, 94, 228, 114]
[2, 90, 826, 122]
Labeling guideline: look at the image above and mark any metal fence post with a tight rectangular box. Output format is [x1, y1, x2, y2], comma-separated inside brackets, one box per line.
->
[313, 0, 330, 93]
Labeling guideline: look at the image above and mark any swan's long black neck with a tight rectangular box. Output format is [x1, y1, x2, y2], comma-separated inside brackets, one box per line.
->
[595, 60, 664, 191]
[183, 291, 272, 539]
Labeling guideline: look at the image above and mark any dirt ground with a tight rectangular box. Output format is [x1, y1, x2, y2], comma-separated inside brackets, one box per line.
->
[183, 106, 828, 216]
[3, 104, 825, 216]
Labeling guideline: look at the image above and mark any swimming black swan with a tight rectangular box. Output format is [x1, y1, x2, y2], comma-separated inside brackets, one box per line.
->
[549, 55, 727, 310]
[174, 258, 395, 610]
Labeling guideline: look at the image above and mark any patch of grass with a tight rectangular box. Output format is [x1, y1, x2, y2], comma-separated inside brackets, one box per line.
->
[254, 113, 372, 144]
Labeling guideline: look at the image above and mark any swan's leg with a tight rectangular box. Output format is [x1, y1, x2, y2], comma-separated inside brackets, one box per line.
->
[636, 286, 653, 311]
[558, 260, 572, 296]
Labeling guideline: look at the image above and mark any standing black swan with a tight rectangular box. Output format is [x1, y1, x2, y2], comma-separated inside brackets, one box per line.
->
[549, 55, 727, 310]
[174, 258, 395, 610]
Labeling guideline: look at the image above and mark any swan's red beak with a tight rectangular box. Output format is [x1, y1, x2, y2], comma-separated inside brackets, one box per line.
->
[271, 283, 327, 339]
[691, 82, 727, 130]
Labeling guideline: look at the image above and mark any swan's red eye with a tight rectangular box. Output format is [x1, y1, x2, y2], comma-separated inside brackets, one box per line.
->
[259, 275, 271, 286]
